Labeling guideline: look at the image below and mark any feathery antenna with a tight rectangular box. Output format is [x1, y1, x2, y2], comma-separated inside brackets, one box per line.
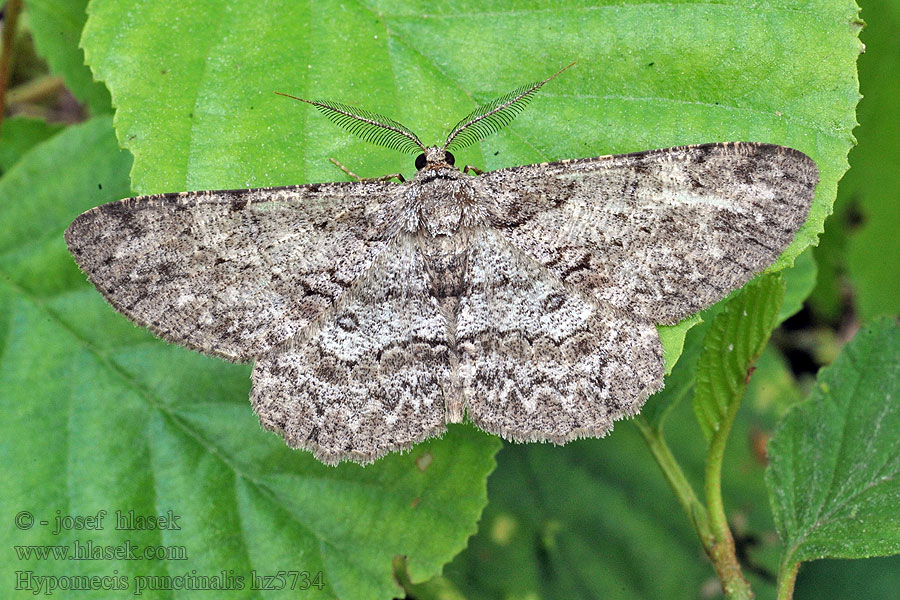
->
[443, 62, 576, 152]
[276, 93, 426, 154]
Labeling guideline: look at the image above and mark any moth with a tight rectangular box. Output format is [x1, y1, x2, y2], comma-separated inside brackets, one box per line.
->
[65, 64, 818, 465]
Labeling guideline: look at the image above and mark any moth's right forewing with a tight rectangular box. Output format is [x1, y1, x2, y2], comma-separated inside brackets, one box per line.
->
[476, 143, 818, 325]
[65, 182, 400, 361]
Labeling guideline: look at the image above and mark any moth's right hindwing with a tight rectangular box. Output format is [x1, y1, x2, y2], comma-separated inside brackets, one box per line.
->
[457, 230, 665, 443]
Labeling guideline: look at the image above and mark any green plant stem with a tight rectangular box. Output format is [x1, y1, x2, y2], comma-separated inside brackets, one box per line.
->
[705, 409, 735, 543]
[0, 0, 25, 135]
[634, 416, 709, 534]
[7, 75, 65, 105]
[636, 414, 753, 599]
[703, 395, 754, 599]
[775, 560, 800, 600]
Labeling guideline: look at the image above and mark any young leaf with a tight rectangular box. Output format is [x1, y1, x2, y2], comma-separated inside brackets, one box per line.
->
[693, 274, 786, 441]
[766, 317, 900, 565]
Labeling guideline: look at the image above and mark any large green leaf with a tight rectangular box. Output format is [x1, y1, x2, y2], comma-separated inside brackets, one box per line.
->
[843, 0, 900, 320]
[441, 384, 785, 600]
[0, 116, 64, 173]
[766, 317, 900, 566]
[80, 0, 859, 376]
[25, 0, 112, 114]
[444, 439, 712, 599]
[693, 275, 786, 441]
[0, 117, 500, 599]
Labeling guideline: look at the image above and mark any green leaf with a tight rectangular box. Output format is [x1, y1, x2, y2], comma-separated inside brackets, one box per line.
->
[765, 317, 900, 565]
[843, 0, 900, 320]
[796, 555, 900, 599]
[446, 440, 713, 599]
[0, 117, 500, 599]
[642, 312, 714, 429]
[0, 116, 64, 173]
[693, 275, 786, 441]
[25, 0, 112, 114]
[80, 0, 859, 372]
[658, 314, 703, 375]
[444, 391, 783, 599]
[779, 248, 818, 325]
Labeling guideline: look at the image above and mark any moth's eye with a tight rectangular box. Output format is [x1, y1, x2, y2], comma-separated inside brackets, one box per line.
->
[415, 153, 426, 170]
[445, 151, 455, 166]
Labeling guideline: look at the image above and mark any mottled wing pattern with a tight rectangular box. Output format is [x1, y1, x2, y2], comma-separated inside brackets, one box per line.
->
[65, 182, 400, 361]
[251, 234, 451, 465]
[457, 230, 664, 443]
[473, 143, 818, 324]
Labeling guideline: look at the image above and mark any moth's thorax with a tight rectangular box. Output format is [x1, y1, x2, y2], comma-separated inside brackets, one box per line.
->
[404, 159, 481, 300]
[410, 166, 480, 237]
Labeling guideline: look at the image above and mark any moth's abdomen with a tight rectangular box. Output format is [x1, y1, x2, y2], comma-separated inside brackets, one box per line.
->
[416, 225, 470, 299]
[423, 249, 469, 299]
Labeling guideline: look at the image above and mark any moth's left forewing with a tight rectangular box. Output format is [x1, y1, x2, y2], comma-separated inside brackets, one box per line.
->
[64, 182, 402, 362]
[474, 143, 818, 325]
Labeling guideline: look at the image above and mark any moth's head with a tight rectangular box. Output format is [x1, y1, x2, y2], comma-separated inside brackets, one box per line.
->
[416, 146, 456, 171]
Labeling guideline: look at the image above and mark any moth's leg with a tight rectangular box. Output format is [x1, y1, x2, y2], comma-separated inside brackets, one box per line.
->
[329, 158, 406, 183]
[462, 165, 484, 176]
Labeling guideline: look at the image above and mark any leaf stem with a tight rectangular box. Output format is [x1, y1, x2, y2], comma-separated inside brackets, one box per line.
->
[634, 417, 711, 537]
[7, 75, 65, 106]
[775, 560, 800, 600]
[635, 414, 753, 599]
[0, 0, 25, 135]
[703, 392, 754, 599]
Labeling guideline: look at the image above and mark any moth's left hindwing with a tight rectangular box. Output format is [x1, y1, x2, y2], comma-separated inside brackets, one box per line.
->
[252, 234, 451, 464]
